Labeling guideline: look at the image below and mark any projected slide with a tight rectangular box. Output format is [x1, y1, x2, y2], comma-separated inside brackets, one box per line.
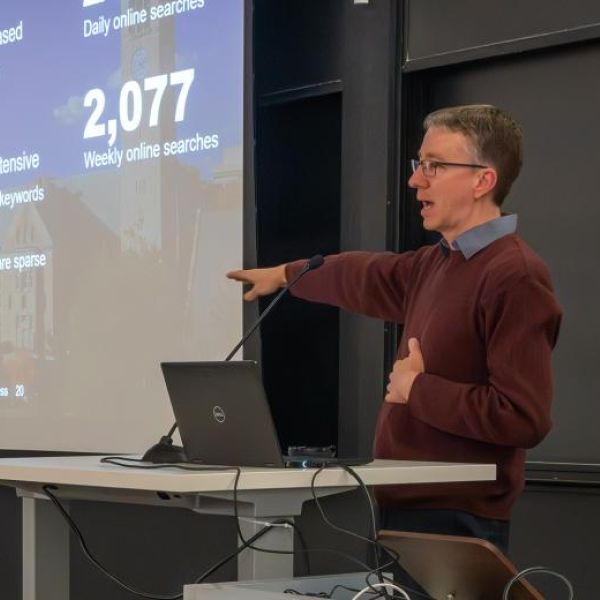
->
[0, 0, 244, 452]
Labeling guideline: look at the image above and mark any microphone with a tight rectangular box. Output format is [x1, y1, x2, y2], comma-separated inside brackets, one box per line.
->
[142, 254, 325, 463]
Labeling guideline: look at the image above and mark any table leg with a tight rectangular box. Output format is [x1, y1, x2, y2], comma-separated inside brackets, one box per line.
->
[195, 486, 349, 581]
[237, 515, 295, 580]
[22, 495, 70, 600]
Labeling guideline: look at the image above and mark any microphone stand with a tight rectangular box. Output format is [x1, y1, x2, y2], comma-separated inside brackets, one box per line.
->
[142, 255, 324, 463]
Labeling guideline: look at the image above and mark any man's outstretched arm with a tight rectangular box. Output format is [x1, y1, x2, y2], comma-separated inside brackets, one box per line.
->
[226, 264, 288, 301]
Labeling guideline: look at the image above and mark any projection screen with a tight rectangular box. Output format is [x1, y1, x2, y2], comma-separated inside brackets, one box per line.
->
[0, 0, 244, 452]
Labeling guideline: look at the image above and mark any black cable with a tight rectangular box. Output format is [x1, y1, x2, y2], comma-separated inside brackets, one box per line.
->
[42, 485, 184, 600]
[340, 465, 384, 581]
[339, 466, 409, 598]
[101, 458, 371, 577]
[94, 457, 418, 596]
[229, 467, 292, 555]
[296, 547, 376, 573]
[194, 520, 290, 583]
[195, 539, 377, 586]
[309, 465, 386, 598]
[326, 584, 362, 597]
[227, 465, 379, 573]
[45, 461, 287, 598]
[224, 464, 379, 572]
[100, 456, 226, 471]
[226, 466, 313, 562]
[309, 466, 434, 600]
[208, 462, 383, 576]
[283, 590, 330, 597]
[101, 458, 320, 576]
[343, 468, 434, 599]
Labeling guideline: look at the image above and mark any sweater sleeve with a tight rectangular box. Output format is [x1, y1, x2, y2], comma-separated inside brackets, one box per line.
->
[407, 276, 562, 448]
[285, 251, 419, 323]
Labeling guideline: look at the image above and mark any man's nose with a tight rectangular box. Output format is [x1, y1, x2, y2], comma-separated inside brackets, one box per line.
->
[408, 168, 428, 189]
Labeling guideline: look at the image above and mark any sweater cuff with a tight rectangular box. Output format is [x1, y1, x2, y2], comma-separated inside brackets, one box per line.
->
[284, 259, 306, 285]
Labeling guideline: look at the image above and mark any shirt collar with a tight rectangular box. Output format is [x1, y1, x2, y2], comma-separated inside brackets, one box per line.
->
[440, 214, 518, 259]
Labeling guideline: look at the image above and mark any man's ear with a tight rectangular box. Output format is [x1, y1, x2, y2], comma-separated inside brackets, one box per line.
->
[473, 168, 498, 199]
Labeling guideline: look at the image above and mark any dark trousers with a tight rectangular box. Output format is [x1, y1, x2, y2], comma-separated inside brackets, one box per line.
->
[379, 507, 510, 554]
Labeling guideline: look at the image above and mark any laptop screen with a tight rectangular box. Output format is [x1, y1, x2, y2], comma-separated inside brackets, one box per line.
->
[161, 361, 285, 467]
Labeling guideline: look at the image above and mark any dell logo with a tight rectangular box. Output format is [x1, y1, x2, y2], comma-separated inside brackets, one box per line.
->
[212, 405, 226, 423]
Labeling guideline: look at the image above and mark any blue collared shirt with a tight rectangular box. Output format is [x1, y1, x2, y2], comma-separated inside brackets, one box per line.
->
[440, 214, 518, 260]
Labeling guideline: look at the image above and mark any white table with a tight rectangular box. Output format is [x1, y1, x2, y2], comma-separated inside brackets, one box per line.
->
[0, 456, 495, 600]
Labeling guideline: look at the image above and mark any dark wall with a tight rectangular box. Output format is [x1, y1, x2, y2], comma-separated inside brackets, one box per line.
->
[511, 485, 600, 598]
[254, 0, 344, 96]
[337, 2, 402, 456]
[254, 0, 401, 457]
[0, 487, 20, 599]
[256, 93, 342, 449]
[406, 0, 600, 68]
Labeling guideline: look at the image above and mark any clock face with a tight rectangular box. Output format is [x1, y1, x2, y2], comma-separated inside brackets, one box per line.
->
[131, 47, 148, 80]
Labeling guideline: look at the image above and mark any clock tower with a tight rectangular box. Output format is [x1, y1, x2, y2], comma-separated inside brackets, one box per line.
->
[119, 0, 176, 255]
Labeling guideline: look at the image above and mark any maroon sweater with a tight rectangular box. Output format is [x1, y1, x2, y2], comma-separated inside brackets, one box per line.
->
[286, 234, 562, 520]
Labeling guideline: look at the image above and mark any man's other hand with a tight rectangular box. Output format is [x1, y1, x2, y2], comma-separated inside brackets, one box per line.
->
[385, 337, 425, 404]
[226, 265, 287, 301]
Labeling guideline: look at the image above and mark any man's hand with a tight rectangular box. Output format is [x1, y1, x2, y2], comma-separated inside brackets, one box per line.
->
[385, 337, 425, 404]
[226, 265, 287, 301]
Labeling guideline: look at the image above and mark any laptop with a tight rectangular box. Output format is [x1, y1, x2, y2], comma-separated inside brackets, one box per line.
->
[160, 361, 371, 468]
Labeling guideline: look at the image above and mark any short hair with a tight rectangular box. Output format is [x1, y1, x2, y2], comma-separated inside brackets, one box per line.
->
[423, 105, 523, 206]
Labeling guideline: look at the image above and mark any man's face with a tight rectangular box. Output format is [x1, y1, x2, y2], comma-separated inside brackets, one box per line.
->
[408, 127, 492, 242]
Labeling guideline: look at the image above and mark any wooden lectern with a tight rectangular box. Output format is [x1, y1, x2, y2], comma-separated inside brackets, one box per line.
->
[378, 530, 543, 599]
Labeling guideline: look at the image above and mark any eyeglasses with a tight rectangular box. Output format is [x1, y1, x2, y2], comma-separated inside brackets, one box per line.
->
[410, 158, 488, 178]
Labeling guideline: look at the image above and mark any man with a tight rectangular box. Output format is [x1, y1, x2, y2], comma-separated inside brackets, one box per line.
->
[227, 105, 562, 553]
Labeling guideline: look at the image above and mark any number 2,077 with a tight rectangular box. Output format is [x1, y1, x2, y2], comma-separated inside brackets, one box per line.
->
[83, 68, 195, 147]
